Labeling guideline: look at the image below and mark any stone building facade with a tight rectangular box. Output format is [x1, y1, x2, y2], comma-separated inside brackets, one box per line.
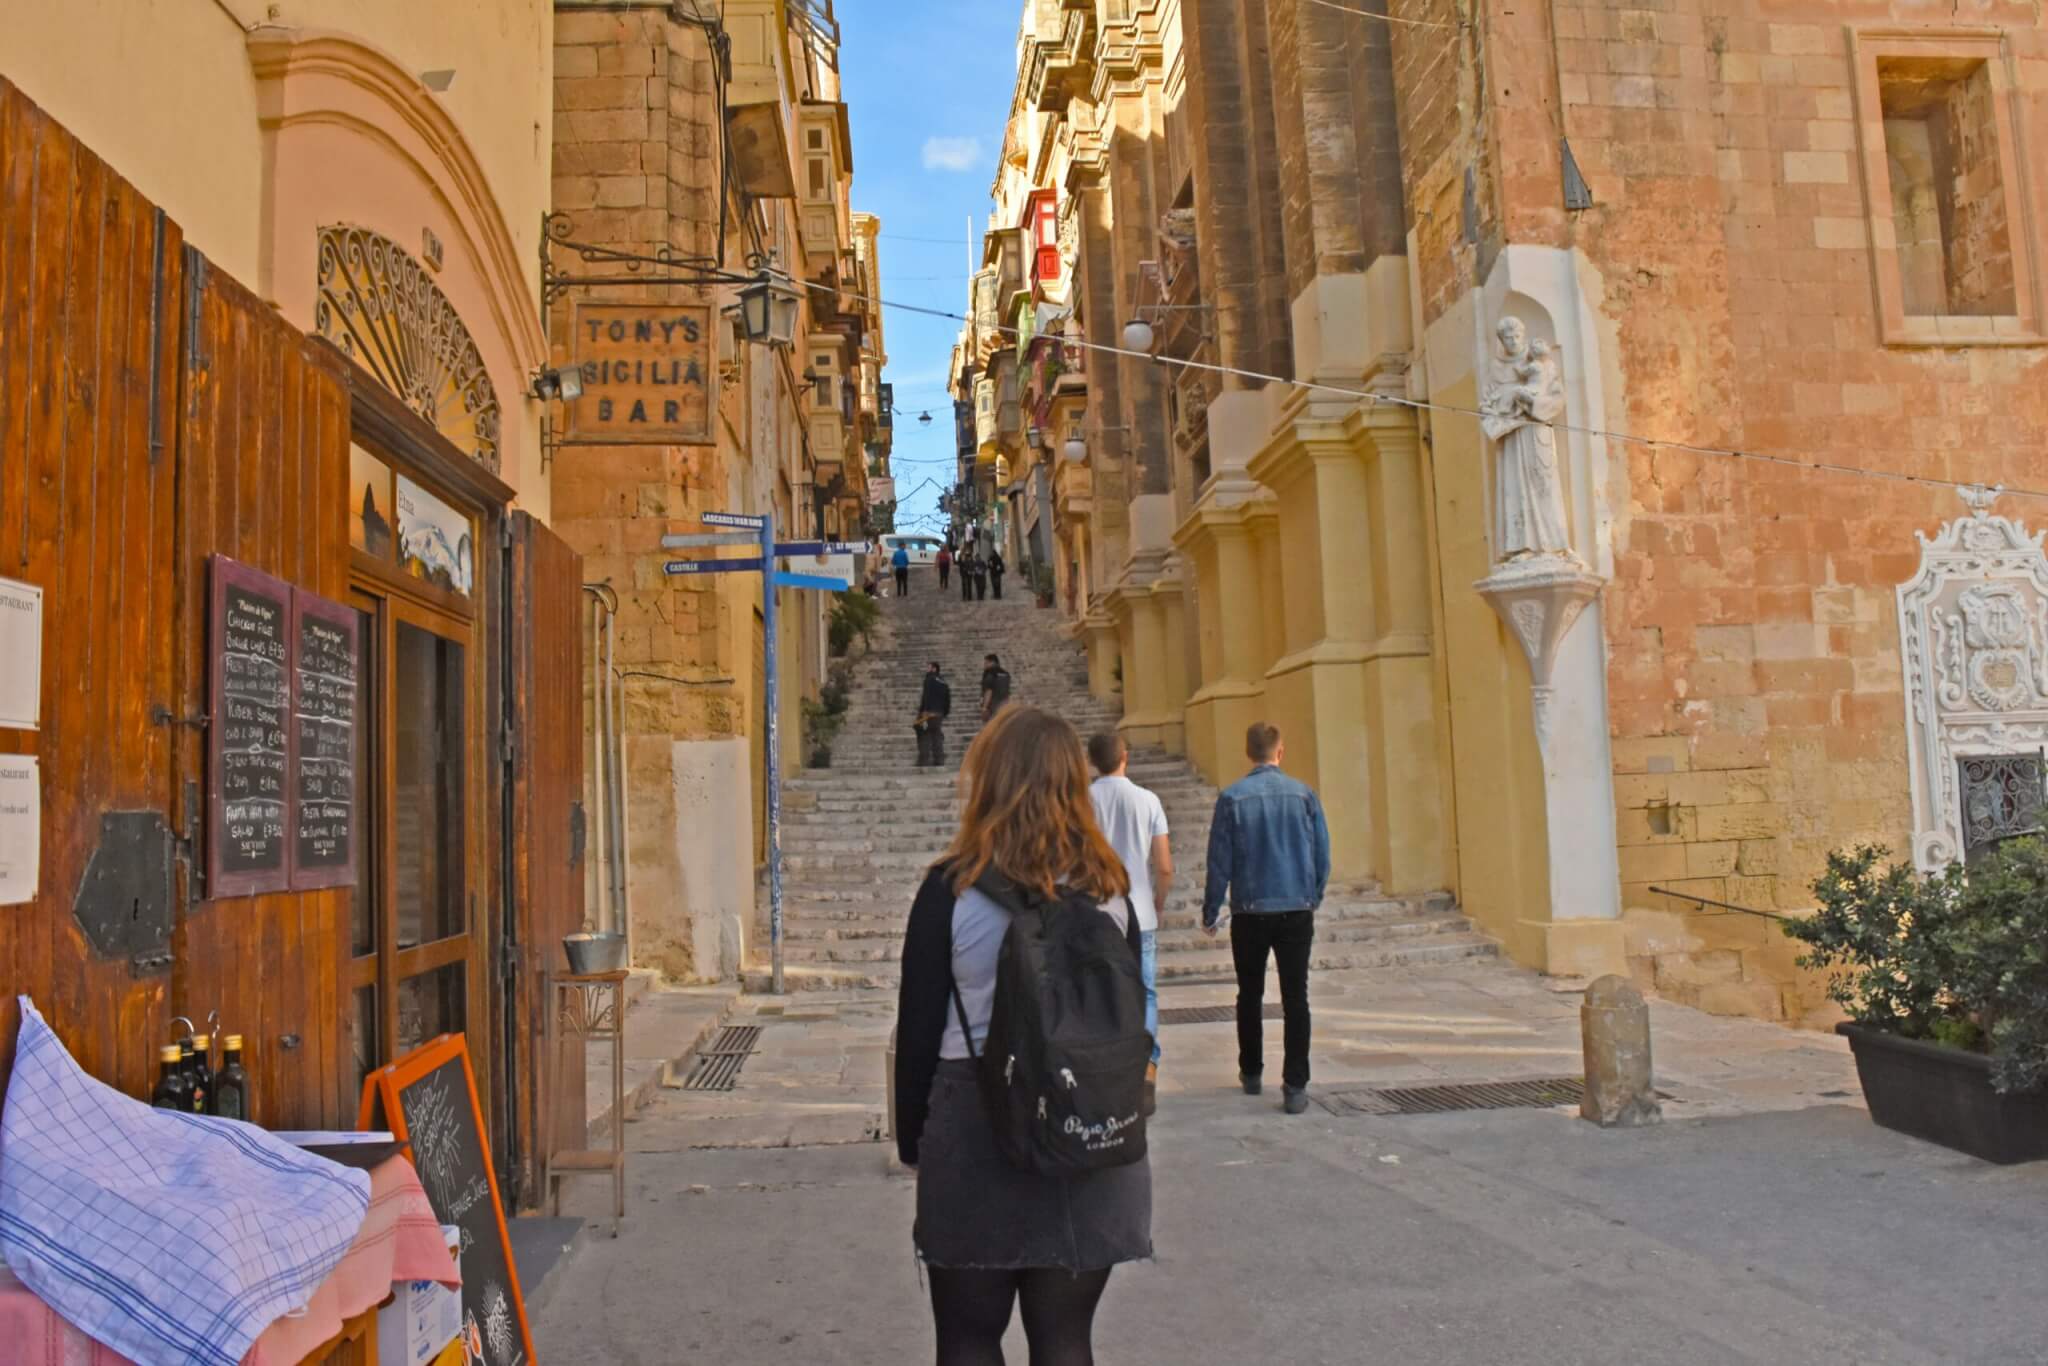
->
[971, 0, 2048, 1023]
[549, 0, 885, 981]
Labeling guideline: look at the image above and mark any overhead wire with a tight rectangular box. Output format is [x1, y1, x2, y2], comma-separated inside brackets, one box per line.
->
[823, 277, 2048, 506]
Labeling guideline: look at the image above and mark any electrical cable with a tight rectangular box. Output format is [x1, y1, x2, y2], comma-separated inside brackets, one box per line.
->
[823, 278, 2048, 505]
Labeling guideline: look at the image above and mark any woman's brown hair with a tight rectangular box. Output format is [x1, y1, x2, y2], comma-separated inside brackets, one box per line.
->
[940, 705, 1131, 903]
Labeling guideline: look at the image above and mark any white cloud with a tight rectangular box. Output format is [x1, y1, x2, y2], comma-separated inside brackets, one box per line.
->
[921, 136, 985, 173]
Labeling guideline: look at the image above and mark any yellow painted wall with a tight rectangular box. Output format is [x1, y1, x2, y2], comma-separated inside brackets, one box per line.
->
[1422, 387, 1554, 962]
[5, 0, 554, 516]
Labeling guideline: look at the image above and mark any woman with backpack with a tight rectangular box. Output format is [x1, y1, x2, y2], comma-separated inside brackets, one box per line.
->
[894, 705, 1153, 1366]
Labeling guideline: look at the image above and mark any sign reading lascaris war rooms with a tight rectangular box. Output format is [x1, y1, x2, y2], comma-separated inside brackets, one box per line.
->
[566, 302, 714, 444]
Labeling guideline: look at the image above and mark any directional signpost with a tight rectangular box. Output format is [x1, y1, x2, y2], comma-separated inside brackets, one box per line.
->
[657, 511, 869, 993]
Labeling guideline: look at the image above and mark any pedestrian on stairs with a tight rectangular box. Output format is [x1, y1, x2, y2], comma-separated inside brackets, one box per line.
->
[1088, 732, 1172, 1117]
[1202, 722, 1331, 1116]
[937, 543, 953, 590]
[979, 654, 1012, 720]
[893, 542, 912, 597]
[958, 547, 977, 602]
[915, 661, 951, 768]
[971, 548, 989, 601]
[894, 706, 1152, 1364]
[987, 548, 1006, 600]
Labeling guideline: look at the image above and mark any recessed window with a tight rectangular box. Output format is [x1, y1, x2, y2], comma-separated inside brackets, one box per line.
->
[1879, 56, 2014, 318]
[808, 157, 828, 198]
[807, 129, 824, 150]
[1850, 30, 2038, 344]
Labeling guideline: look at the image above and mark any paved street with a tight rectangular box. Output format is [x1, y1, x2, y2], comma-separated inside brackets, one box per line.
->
[531, 960, 2048, 1364]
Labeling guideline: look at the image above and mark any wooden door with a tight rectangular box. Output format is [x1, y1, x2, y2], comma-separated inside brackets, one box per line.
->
[507, 511, 585, 1208]
[174, 253, 355, 1125]
[0, 78, 186, 1097]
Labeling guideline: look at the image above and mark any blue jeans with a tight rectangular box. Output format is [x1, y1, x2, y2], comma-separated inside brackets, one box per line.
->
[1141, 929, 1160, 1065]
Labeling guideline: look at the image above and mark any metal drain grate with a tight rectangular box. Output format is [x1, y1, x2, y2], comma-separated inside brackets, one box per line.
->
[1320, 1076, 1585, 1116]
[1159, 1003, 1282, 1026]
[680, 1026, 764, 1091]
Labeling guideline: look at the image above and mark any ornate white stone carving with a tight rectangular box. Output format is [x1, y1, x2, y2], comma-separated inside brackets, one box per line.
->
[1897, 486, 2048, 872]
[1480, 315, 1577, 564]
[1477, 554, 1606, 758]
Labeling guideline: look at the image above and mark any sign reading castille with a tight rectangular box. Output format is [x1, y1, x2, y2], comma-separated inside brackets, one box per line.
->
[566, 302, 714, 444]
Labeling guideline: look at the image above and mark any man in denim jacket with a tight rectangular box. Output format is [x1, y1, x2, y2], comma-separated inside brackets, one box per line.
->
[1202, 722, 1331, 1114]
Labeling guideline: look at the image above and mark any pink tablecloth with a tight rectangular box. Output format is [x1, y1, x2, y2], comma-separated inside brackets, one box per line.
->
[0, 1155, 460, 1366]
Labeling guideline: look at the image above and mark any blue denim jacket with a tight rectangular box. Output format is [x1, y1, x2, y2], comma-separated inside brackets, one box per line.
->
[1201, 764, 1332, 927]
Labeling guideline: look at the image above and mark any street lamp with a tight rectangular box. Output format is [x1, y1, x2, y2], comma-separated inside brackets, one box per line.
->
[1121, 316, 1155, 353]
[1064, 435, 1088, 465]
[738, 273, 804, 349]
[529, 365, 584, 403]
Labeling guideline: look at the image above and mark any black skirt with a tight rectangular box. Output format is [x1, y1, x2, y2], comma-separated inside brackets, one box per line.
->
[914, 1060, 1153, 1272]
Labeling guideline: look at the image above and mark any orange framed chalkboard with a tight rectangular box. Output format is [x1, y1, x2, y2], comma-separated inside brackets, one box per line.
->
[360, 1034, 535, 1366]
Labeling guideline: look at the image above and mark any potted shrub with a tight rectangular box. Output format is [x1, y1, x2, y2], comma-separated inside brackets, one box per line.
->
[1030, 562, 1056, 608]
[802, 696, 846, 769]
[1784, 843, 2048, 1163]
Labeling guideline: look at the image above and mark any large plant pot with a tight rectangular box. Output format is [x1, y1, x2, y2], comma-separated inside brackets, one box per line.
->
[1838, 1023, 2048, 1164]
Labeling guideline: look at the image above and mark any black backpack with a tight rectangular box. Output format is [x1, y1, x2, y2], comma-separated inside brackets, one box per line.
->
[951, 873, 1151, 1174]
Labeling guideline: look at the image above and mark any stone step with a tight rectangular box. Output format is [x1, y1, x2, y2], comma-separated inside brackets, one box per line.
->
[781, 916, 1476, 962]
[743, 934, 1498, 993]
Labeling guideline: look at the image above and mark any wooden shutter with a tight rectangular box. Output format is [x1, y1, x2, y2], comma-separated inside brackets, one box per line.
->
[172, 253, 355, 1125]
[0, 77, 185, 1097]
[508, 511, 586, 1206]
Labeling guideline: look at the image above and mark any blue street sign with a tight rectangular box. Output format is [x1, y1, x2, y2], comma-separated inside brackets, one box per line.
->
[702, 510, 766, 529]
[773, 571, 852, 592]
[662, 531, 759, 549]
[773, 540, 871, 557]
[664, 558, 766, 576]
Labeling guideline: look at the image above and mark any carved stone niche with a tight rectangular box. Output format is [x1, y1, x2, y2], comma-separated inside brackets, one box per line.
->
[1898, 485, 2048, 872]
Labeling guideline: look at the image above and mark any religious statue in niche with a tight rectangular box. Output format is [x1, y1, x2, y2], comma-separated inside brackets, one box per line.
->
[1480, 315, 1576, 563]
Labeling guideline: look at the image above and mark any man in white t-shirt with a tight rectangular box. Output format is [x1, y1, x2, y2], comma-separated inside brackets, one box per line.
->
[1088, 732, 1173, 1116]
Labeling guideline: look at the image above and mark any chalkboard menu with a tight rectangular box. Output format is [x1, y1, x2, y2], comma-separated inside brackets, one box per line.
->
[364, 1036, 534, 1366]
[292, 593, 357, 890]
[209, 558, 292, 896]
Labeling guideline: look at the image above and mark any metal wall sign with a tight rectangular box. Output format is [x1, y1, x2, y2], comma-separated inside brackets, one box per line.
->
[565, 302, 714, 445]
[0, 576, 42, 729]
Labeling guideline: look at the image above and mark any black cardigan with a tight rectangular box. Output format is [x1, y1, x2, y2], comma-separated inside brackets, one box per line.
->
[891, 867, 1142, 1167]
[893, 868, 962, 1166]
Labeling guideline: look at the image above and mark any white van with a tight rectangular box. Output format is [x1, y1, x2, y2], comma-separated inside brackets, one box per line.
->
[877, 534, 945, 567]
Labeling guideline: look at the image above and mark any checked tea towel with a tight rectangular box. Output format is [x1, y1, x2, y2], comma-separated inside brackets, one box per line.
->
[0, 997, 370, 1366]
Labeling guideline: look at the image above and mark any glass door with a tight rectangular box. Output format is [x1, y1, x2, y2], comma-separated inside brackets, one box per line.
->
[348, 589, 482, 1105]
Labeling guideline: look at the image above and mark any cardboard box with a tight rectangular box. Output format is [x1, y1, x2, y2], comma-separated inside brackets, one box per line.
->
[377, 1225, 464, 1366]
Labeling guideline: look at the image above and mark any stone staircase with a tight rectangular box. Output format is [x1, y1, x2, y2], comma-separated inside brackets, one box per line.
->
[744, 566, 1494, 991]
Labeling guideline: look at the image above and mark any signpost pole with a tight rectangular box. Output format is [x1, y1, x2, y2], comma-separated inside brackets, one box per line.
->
[762, 510, 784, 995]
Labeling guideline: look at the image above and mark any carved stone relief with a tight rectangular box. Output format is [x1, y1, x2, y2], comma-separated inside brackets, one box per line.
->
[1897, 486, 2048, 871]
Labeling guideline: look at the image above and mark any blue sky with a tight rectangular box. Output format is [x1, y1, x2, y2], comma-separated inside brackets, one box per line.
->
[838, 2, 1021, 538]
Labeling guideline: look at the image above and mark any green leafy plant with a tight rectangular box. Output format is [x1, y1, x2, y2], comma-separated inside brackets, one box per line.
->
[1784, 842, 2048, 1093]
[828, 590, 881, 657]
[802, 696, 845, 767]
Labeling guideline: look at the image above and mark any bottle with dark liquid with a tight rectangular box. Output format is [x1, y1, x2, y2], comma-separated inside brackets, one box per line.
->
[213, 1035, 250, 1121]
[184, 1034, 211, 1115]
[151, 1045, 192, 1111]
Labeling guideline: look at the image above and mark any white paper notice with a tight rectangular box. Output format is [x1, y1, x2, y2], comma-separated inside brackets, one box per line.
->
[0, 578, 42, 730]
[0, 755, 38, 906]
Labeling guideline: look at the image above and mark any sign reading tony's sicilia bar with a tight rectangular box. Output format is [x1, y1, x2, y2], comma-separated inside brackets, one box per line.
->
[565, 301, 714, 444]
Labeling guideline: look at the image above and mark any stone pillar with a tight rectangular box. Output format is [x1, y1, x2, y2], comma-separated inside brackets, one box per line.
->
[1175, 505, 1267, 788]
[1248, 413, 1377, 882]
[1580, 976, 1661, 1128]
[1113, 584, 1177, 750]
[1154, 574, 1191, 754]
[1083, 609, 1122, 704]
[1353, 406, 1449, 894]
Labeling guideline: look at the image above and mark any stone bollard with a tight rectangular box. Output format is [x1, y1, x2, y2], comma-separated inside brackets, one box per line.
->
[1580, 975, 1661, 1128]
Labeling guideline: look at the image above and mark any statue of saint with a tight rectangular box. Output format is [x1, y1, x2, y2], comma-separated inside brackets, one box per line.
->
[1480, 316, 1574, 562]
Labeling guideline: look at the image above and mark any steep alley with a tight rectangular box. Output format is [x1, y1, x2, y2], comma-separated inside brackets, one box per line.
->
[757, 567, 1494, 994]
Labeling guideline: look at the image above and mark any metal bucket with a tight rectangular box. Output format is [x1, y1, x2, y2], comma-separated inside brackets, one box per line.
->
[563, 932, 628, 975]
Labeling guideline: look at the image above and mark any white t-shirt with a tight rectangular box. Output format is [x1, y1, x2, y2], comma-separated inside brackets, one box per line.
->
[1090, 774, 1170, 933]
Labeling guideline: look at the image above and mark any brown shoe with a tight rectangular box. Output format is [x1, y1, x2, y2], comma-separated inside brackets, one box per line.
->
[1143, 1063, 1158, 1117]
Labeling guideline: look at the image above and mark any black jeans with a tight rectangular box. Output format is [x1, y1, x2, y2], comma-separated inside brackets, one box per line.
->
[974, 575, 988, 601]
[917, 718, 945, 767]
[940, 563, 951, 587]
[896, 567, 910, 595]
[991, 572, 1004, 599]
[1230, 910, 1314, 1089]
[961, 573, 974, 602]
